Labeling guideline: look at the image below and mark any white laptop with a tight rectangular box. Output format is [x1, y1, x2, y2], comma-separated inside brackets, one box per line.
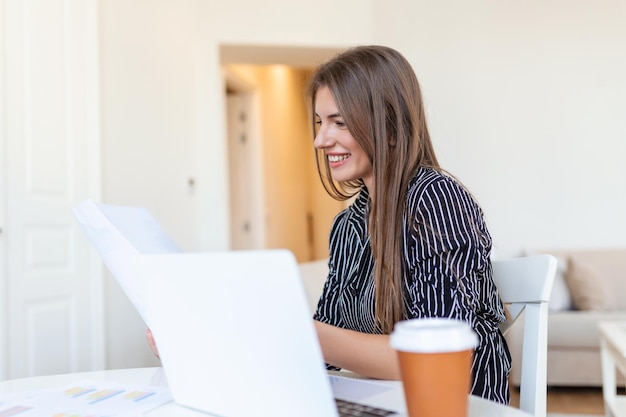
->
[73, 200, 407, 417]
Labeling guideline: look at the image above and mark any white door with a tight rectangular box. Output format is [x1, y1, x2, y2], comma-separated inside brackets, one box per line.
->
[228, 93, 252, 249]
[227, 91, 264, 250]
[1, 0, 103, 379]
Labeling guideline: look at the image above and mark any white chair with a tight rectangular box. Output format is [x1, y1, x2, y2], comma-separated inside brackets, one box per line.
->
[298, 259, 330, 313]
[493, 254, 557, 417]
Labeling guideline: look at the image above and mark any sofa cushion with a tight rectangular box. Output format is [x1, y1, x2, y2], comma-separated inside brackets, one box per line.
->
[566, 256, 614, 311]
[564, 249, 626, 311]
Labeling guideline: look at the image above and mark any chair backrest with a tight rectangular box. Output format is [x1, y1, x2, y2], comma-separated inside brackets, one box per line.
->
[493, 254, 557, 417]
[298, 259, 330, 313]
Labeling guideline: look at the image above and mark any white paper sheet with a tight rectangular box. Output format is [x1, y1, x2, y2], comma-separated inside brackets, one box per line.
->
[72, 199, 182, 327]
[0, 381, 172, 417]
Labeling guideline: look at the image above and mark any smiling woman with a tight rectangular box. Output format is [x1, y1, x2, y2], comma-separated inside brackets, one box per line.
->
[305, 45, 512, 405]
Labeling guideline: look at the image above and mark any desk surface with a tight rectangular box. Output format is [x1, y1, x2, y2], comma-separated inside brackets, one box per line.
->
[0, 367, 531, 417]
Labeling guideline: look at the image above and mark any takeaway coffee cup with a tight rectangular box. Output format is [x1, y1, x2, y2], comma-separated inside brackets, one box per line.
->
[390, 318, 478, 417]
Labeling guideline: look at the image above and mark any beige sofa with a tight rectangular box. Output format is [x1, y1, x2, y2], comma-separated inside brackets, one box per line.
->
[506, 248, 626, 387]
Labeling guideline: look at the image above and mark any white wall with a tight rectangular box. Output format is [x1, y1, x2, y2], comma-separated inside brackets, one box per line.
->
[373, 0, 626, 257]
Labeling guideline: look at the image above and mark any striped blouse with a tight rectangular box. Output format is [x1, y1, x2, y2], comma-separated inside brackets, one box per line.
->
[313, 167, 511, 404]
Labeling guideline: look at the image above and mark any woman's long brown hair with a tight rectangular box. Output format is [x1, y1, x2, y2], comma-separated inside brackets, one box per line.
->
[307, 45, 440, 333]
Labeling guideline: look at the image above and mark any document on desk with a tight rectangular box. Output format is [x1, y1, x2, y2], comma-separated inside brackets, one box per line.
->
[72, 199, 182, 327]
[0, 381, 172, 417]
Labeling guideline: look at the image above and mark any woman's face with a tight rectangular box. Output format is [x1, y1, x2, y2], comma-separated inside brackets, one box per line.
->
[313, 86, 373, 191]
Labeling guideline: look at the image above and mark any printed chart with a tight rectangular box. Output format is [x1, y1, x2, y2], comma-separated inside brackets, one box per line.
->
[0, 381, 172, 417]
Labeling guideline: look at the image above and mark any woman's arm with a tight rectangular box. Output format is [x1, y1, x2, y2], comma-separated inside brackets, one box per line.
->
[314, 320, 401, 380]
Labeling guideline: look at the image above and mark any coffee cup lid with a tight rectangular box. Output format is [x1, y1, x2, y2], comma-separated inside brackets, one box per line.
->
[389, 318, 478, 353]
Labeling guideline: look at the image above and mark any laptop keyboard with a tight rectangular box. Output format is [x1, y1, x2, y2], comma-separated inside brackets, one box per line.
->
[335, 398, 397, 416]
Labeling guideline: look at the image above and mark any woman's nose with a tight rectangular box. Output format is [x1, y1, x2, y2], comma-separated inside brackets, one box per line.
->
[313, 126, 331, 149]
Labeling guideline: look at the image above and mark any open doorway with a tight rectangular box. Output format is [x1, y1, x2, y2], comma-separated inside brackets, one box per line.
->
[220, 44, 347, 262]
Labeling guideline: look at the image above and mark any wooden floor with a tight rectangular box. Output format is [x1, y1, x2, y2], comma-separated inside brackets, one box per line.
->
[509, 386, 619, 415]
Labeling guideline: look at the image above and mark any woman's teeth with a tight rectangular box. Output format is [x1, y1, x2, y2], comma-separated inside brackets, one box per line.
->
[328, 154, 349, 162]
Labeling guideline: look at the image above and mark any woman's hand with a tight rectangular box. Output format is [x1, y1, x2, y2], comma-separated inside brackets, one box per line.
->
[146, 328, 160, 359]
[314, 320, 400, 380]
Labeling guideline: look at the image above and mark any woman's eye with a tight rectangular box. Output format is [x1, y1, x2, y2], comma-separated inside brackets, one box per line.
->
[336, 121, 346, 128]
